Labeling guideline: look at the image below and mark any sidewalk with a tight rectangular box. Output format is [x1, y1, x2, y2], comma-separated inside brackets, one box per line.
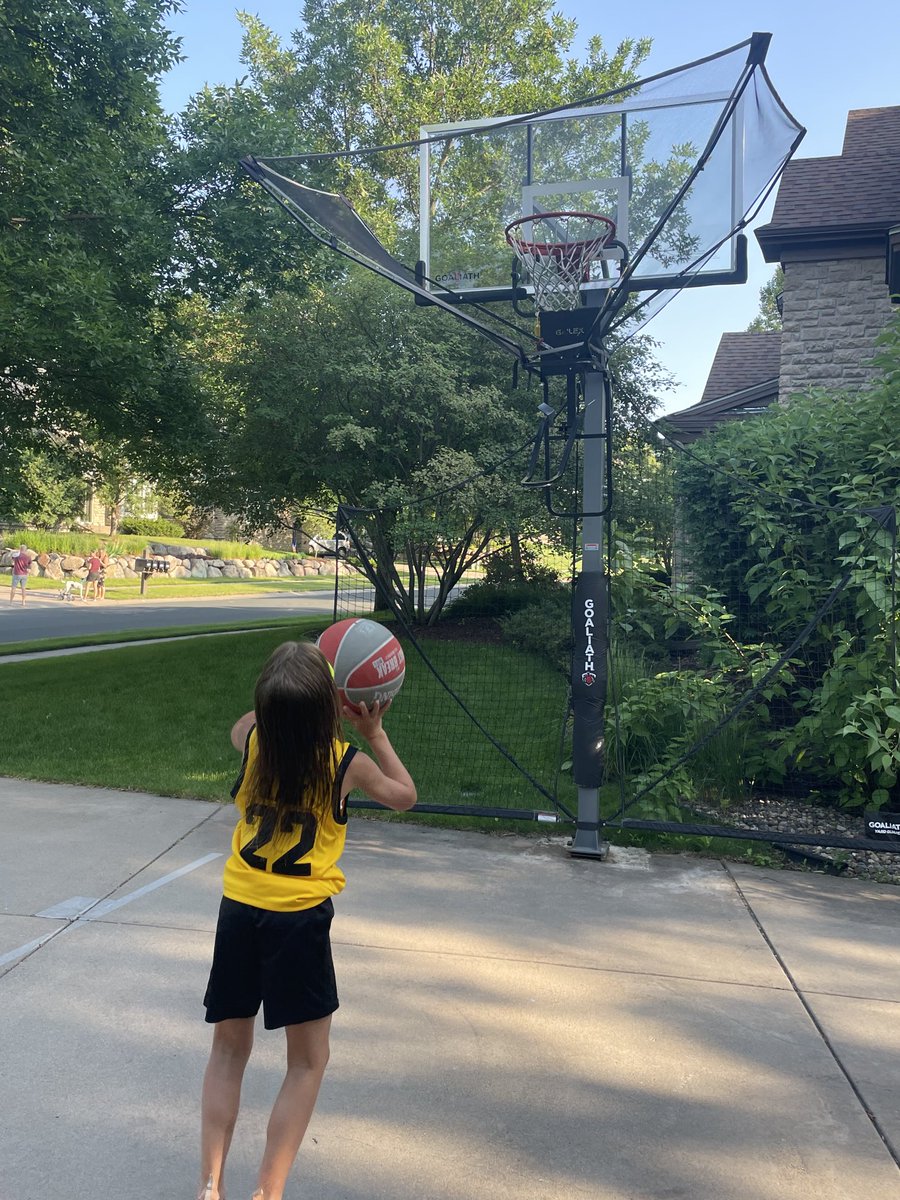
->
[1, 776, 898, 1199]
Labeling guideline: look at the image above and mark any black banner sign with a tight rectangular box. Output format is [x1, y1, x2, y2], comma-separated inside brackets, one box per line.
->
[864, 811, 900, 842]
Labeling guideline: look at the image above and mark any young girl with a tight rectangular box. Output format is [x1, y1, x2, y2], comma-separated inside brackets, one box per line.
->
[198, 639, 416, 1200]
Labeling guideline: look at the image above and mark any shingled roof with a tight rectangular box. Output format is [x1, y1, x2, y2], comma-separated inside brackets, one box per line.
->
[699, 331, 781, 403]
[757, 107, 900, 259]
[660, 332, 781, 443]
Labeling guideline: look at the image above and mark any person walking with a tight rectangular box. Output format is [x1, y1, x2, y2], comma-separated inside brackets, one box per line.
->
[8, 544, 32, 606]
[197, 639, 416, 1200]
[83, 549, 104, 601]
[96, 546, 110, 600]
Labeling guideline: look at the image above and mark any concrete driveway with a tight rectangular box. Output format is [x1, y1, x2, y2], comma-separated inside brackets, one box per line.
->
[1, 776, 898, 1199]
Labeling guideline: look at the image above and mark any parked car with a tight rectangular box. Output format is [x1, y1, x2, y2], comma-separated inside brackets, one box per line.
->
[308, 534, 353, 558]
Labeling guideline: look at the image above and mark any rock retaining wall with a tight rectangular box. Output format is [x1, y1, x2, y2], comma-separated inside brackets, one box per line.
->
[0, 544, 356, 582]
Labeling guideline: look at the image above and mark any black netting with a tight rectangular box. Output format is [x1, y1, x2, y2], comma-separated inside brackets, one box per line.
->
[322, 410, 899, 871]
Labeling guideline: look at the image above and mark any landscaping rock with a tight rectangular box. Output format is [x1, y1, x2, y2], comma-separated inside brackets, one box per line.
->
[43, 560, 64, 580]
[62, 556, 85, 571]
[190, 561, 209, 579]
[222, 565, 240, 578]
[36, 553, 50, 568]
[206, 565, 223, 578]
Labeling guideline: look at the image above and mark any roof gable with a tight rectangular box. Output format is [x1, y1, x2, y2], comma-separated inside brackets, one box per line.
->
[700, 331, 781, 402]
[757, 106, 900, 255]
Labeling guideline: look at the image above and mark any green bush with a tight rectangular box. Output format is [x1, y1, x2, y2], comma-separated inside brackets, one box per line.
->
[444, 577, 568, 621]
[118, 516, 185, 538]
[670, 315, 900, 808]
[499, 594, 571, 673]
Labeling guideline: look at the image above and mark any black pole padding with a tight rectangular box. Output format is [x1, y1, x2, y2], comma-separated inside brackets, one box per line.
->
[571, 571, 608, 788]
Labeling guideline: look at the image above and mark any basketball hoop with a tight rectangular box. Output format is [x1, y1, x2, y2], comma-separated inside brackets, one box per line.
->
[505, 211, 617, 312]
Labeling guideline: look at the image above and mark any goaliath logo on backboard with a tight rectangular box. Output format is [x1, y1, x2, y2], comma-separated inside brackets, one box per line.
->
[434, 267, 485, 286]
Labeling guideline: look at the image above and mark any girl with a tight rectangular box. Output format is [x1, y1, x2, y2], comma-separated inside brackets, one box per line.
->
[198, 640, 415, 1200]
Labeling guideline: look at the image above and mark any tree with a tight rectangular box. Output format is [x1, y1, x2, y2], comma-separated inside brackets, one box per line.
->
[0, 1, 206, 470]
[174, 2, 672, 618]
[674, 316, 900, 806]
[0, 447, 86, 529]
[746, 267, 784, 332]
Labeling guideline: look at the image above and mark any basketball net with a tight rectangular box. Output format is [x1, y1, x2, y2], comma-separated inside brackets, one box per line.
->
[506, 211, 616, 313]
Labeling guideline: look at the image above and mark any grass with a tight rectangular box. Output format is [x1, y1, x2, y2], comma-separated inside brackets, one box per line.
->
[4, 530, 298, 560]
[0, 620, 792, 868]
[8, 574, 339, 599]
[0, 625, 571, 812]
[0, 615, 329, 657]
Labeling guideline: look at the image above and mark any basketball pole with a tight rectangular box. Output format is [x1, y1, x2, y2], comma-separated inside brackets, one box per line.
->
[568, 290, 610, 859]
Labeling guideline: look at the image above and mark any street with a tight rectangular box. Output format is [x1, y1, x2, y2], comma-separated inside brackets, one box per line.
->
[0, 587, 351, 645]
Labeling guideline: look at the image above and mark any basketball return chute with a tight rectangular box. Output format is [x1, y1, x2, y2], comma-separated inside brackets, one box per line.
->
[241, 33, 805, 857]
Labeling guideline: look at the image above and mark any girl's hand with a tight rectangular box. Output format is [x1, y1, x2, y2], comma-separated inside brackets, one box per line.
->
[342, 698, 392, 741]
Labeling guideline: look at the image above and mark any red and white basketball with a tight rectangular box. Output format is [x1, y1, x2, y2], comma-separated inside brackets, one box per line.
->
[316, 618, 406, 710]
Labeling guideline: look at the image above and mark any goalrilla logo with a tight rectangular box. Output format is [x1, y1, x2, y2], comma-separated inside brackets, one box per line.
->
[582, 598, 596, 686]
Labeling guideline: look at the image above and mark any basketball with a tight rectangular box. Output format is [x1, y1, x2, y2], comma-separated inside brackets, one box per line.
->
[316, 618, 406, 710]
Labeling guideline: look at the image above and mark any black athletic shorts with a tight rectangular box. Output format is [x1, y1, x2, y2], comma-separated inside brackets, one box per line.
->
[203, 895, 339, 1029]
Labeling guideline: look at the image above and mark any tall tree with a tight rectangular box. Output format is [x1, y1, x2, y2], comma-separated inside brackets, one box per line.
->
[176, 3, 670, 617]
[746, 267, 784, 332]
[0, 0, 205, 474]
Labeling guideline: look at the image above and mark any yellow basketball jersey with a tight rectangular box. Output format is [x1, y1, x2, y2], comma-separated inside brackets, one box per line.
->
[222, 727, 355, 912]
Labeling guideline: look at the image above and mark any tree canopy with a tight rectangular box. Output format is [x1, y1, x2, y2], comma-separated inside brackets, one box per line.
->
[0, 0, 208, 510]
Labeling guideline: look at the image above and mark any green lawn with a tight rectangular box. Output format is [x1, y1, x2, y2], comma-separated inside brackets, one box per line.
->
[0, 622, 791, 863]
[10, 574, 339, 599]
[0, 625, 573, 813]
[0, 615, 328, 657]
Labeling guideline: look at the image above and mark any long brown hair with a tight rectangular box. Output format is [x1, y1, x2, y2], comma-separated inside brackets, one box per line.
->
[245, 641, 341, 837]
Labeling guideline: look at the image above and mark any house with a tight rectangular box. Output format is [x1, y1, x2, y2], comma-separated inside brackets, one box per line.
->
[665, 106, 900, 441]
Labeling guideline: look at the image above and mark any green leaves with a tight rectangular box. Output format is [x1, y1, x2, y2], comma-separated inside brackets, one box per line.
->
[1, 0, 207, 475]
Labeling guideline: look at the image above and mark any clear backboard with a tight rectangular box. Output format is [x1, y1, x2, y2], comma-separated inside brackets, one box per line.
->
[419, 89, 749, 300]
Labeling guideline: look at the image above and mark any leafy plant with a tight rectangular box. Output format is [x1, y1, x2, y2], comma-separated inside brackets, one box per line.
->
[117, 517, 186, 538]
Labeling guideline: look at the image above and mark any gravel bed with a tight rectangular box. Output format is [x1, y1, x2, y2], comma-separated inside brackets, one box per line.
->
[692, 794, 900, 885]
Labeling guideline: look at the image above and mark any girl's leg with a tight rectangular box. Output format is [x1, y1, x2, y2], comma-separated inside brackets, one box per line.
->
[254, 1014, 332, 1200]
[200, 1016, 255, 1200]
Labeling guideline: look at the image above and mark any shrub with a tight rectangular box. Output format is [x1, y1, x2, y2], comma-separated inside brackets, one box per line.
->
[499, 594, 571, 673]
[444, 577, 568, 621]
[118, 516, 185, 538]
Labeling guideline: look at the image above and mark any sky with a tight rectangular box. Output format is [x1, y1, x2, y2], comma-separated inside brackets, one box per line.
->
[159, 0, 898, 414]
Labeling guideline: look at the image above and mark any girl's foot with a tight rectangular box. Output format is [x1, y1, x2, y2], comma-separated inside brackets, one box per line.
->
[198, 1177, 224, 1200]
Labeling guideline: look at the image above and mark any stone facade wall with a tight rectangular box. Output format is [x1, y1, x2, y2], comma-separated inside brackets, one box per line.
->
[0, 543, 356, 583]
[779, 256, 896, 399]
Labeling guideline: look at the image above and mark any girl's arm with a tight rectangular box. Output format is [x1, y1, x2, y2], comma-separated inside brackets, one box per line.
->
[342, 701, 416, 812]
[230, 710, 256, 752]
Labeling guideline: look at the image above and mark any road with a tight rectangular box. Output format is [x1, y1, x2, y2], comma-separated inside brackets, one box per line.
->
[0, 587, 361, 645]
